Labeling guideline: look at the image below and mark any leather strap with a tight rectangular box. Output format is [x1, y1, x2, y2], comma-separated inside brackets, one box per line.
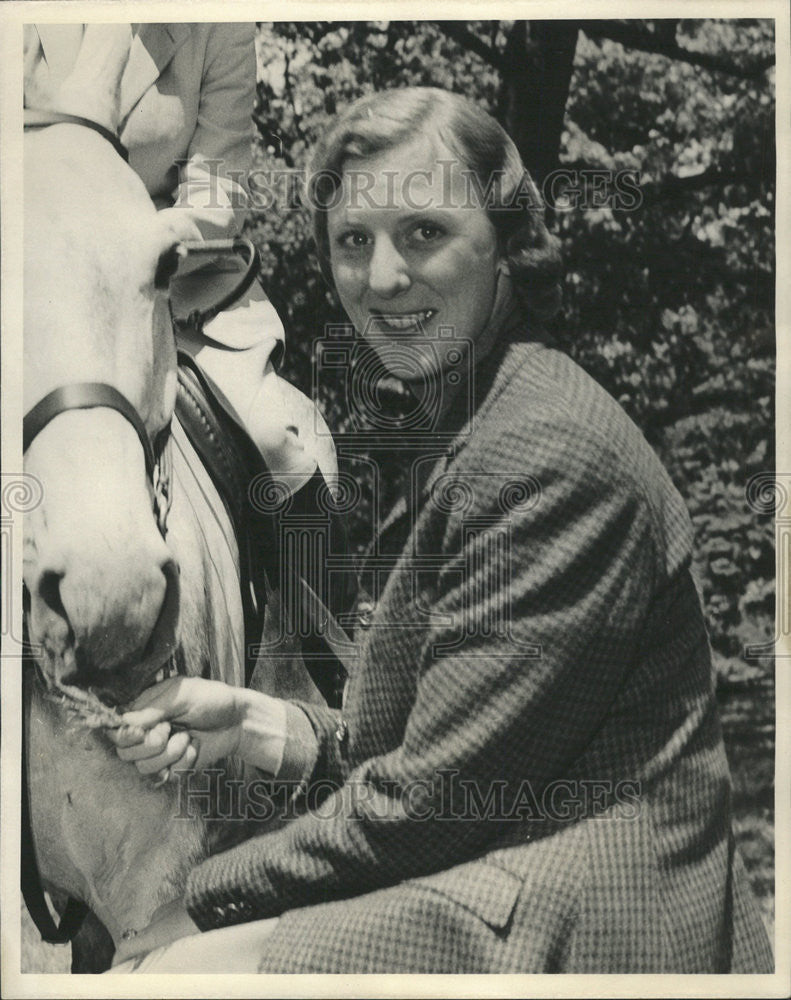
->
[175, 354, 277, 683]
[24, 383, 156, 479]
[173, 238, 261, 334]
[24, 108, 129, 162]
[174, 355, 354, 699]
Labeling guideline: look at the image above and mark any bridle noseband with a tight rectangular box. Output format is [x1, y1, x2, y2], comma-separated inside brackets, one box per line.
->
[24, 383, 155, 475]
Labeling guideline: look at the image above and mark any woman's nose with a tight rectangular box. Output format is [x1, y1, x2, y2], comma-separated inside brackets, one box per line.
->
[368, 238, 410, 298]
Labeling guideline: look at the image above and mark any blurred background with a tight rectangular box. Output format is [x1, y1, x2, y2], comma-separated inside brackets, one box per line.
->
[23, 17, 776, 969]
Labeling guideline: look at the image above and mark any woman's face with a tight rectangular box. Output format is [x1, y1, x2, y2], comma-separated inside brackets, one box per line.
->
[326, 134, 501, 383]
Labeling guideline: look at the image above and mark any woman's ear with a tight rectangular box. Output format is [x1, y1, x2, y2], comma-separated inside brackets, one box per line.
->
[496, 258, 511, 276]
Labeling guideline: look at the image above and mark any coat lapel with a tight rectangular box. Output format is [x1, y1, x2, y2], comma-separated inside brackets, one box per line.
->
[118, 23, 190, 122]
[369, 342, 543, 563]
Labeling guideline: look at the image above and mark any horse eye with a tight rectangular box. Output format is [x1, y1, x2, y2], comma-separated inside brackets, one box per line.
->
[154, 244, 183, 290]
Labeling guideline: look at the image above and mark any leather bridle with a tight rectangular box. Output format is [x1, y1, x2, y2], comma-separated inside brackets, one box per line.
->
[21, 111, 261, 945]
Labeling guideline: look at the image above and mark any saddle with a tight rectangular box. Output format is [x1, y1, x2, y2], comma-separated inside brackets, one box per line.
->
[175, 350, 351, 702]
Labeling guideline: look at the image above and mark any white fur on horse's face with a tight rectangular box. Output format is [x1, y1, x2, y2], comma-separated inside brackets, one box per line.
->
[24, 124, 180, 698]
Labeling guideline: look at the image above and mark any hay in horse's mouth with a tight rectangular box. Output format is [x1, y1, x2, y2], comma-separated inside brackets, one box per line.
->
[47, 681, 144, 738]
[44, 656, 176, 733]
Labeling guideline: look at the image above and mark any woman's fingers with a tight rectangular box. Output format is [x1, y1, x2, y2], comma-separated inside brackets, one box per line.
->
[180, 740, 199, 771]
[109, 675, 237, 776]
[108, 709, 166, 746]
[110, 676, 243, 773]
[125, 729, 194, 775]
[111, 720, 170, 758]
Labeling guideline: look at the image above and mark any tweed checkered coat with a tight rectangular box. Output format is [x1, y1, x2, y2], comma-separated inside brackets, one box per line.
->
[185, 336, 773, 973]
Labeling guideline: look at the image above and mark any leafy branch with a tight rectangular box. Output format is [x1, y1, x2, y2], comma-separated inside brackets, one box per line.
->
[579, 20, 774, 80]
[433, 21, 506, 73]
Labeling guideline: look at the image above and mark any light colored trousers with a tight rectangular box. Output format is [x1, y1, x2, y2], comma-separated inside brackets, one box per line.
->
[108, 918, 280, 974]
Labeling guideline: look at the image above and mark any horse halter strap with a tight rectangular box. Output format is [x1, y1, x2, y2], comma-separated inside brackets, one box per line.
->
[24, 108, 129, 161]
[24, 383, 156, 477]
[23, 382, 171, 536]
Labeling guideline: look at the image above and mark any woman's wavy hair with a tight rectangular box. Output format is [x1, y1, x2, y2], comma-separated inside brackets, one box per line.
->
[308, 87, 562, 324]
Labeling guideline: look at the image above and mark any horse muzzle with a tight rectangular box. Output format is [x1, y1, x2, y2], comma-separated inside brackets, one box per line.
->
[26, 541, 180, 705]
[23, 409, 181, 703]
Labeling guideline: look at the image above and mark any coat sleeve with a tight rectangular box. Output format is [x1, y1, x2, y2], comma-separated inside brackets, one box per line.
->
[185, 423, 668, 928]
[169, 23, 256, 243]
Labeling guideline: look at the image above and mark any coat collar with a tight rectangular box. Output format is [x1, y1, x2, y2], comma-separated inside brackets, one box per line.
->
[119, 23, 191, 123]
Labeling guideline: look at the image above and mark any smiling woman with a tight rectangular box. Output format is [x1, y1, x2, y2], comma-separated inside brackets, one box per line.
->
[106, 87, 773, 974]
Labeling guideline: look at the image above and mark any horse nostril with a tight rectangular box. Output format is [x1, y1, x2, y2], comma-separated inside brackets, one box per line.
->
[38, 569, 67, 620]
[142, 556, 180, 666]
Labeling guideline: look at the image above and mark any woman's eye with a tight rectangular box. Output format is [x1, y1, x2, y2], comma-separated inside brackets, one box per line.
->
[337, 231, 370, 249]
[413, 223, 443, 242]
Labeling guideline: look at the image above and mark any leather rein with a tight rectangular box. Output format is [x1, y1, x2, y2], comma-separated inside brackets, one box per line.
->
[21, 111, 261, 946]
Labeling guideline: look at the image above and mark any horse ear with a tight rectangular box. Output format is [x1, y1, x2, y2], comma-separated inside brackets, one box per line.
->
[53, 24, 133, 133]
[23, 26, 51, 108]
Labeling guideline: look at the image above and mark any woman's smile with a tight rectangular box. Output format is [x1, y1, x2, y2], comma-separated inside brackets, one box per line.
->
[368, 308, 437, 332]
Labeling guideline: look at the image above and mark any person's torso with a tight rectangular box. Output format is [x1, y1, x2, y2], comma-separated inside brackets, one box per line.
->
[342, 341, 721, 822]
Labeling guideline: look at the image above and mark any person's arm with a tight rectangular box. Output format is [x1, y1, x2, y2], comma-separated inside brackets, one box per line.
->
[110, 679, 344, 790]
[183, 421, 669, 929]
[159, 22, 256, 250]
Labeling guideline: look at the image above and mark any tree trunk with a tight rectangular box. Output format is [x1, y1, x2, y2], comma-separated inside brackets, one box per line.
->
[499, 21, 579, 188]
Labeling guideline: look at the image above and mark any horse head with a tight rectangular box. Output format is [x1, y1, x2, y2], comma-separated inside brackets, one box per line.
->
[24, 26, 184, 703]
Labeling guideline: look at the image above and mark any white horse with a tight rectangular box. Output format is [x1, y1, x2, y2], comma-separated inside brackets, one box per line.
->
[23, 26, 321, 970]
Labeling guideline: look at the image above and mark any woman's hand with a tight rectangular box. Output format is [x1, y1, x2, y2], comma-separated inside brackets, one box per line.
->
[157, 205, 203, 245]
[108, 676, 243, 775]
[108, 676, 290, 778]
